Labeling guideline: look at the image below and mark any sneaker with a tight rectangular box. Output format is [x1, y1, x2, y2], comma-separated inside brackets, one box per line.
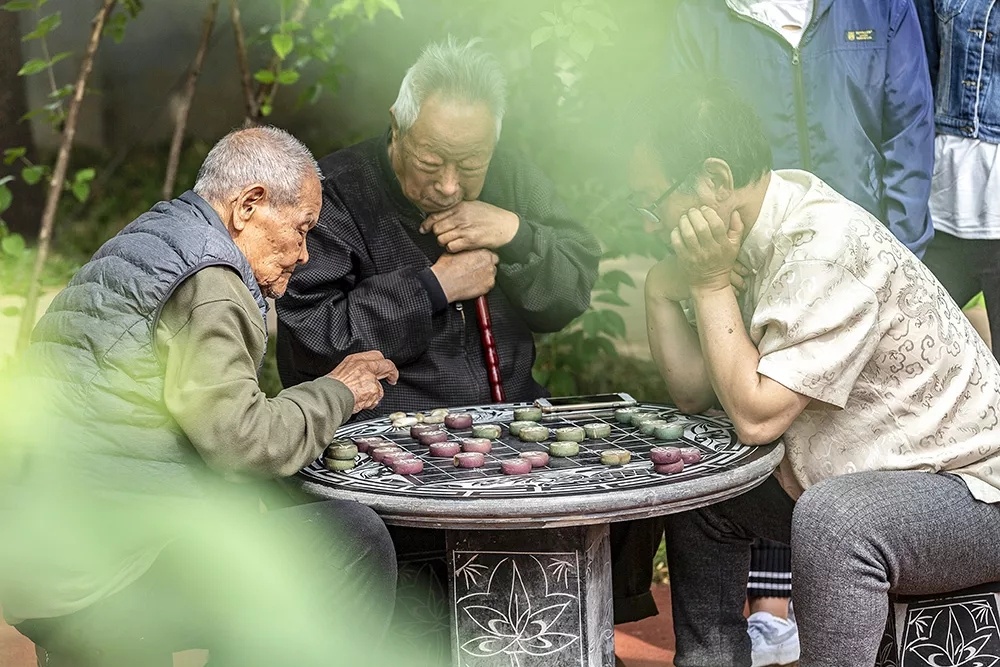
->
[747, 611, 800, 666]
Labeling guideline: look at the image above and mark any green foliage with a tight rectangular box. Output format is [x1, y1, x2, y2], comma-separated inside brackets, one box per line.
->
[476, 0, 673, 396]
[251, 0, 403, 118]
[1, 0, 47, 13]
[104, 1, 143, 44]
[0, 213, 79, 299]
[530, 0, 618, 62]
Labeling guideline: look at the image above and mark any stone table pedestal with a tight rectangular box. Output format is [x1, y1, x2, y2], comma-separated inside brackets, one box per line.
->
[448, 525, 613, 667]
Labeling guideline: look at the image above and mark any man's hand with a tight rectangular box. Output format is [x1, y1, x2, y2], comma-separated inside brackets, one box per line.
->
[420, 200, 519, 252]
[672, 207, 744, 292]
[326, 351, 399, 414]
[430, 249, 498, 303]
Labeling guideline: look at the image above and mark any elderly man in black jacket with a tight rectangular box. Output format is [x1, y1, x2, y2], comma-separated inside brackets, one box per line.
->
[276, 38, 600, 416]
[276, 38, 664, 635]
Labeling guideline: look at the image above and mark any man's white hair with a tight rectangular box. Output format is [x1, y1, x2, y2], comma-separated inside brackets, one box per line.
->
[193, 125, 320, 208]
[392, 37, 507, 141]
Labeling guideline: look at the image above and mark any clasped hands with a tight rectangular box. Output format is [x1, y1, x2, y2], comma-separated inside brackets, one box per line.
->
[422, 200, 519, 303]
[646, 206, 747, 302]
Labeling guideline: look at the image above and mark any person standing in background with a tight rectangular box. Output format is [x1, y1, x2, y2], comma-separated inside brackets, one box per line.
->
[914, 0, 1000, 361]
[662, 1, 936, 663]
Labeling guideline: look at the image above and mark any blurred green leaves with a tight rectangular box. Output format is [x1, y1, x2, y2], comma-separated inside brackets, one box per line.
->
[251, 0, 403, 117]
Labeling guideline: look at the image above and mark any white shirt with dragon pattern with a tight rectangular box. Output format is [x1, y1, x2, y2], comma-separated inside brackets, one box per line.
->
[735, 169, 1000, 502]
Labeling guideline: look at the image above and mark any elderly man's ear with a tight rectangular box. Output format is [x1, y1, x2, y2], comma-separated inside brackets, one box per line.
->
[388, 109, 400, 141]
[231, 185, 268, 232]
[701, 158, 735, 204]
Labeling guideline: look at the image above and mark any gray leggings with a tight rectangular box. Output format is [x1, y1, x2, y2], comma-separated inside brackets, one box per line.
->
[664, 470, 1000, 666]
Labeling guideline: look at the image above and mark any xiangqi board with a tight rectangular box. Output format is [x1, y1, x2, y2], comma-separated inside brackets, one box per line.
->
[298, 403, 775, 500]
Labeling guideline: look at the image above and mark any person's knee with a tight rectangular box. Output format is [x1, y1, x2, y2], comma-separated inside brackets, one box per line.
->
[791, 473, 895, 568]
[319, 501, 395, 574]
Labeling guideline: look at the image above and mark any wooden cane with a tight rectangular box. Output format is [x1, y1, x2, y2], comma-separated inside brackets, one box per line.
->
[474, 295, 506, 402]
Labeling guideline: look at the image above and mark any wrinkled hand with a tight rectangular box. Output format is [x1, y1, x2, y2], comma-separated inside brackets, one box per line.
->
[420, 200, 519, 252]
[430, 249, 498, 303]
[326, 351, 399, 414]
[672, 207, 744, 291]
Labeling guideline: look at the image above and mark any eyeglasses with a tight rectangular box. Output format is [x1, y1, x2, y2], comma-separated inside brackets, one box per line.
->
[628, 176, 689, 225]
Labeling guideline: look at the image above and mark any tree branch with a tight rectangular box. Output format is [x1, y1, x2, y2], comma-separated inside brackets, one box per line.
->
[252, 0, 310, 121]
[163, 0, 219, 200]
[228, 0, 256, 121]
[16, 0, 117, 353]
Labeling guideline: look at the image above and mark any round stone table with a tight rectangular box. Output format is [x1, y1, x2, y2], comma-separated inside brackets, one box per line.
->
[297, 402, 783, 667]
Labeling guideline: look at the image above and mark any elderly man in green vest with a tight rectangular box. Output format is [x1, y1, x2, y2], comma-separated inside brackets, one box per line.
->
[0, 126, 400, 667]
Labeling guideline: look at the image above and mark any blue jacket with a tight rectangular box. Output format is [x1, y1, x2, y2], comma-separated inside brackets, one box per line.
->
[666, 0, 935, 257]
[914, 0, 1000, 143]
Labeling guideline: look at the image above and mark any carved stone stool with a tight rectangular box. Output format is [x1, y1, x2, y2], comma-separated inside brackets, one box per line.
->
[875, 582, 1000, 666]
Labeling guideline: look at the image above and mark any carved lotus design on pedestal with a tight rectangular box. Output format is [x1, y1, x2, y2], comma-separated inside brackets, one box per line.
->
[458, 556, 579, 666]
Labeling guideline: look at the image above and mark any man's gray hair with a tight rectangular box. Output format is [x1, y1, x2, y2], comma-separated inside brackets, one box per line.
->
[392, 37, 507, 141]
[193, 125, 321, 208]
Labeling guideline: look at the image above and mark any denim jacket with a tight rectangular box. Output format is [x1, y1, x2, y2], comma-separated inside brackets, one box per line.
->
[914, 0, 1000, 142]
[666, 0, 935, 257]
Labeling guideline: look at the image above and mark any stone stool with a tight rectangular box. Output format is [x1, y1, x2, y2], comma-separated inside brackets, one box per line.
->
[876, 582, 1000, 666]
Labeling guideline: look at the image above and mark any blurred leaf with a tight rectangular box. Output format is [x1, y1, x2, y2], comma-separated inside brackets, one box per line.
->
[70, 181, 90, 203]
[546, 368, 577, 396]
[597, 269, 635, 290]
[296, 82, 322, 108]
[261, 102, 273, 117]
[21, 165, 45, 185]
[594, 336, 617, 357]
[532, 367, 550, 387]
[380, 0, 403, 19]
[276, 69, 300, 85]
[3, 147, 26, 165]
[48, 51, 71, 66]
[568, 31, 595, 60]
[254, 69, 275, 84]
[278, 20, 302, 33]
[1, 305, 22, 317]
[18, 58, 48, 76]
[530, 26, 554, 49]
[19, 51, 70, 76]
[21, 11, 60, 41]
[580, 311, 600, 338]
[271, 33, 294, 60]
[122, 0, 142, 17]
[104, 12, 128, 42]
[1, 0, 36, 11]
[74, 168, 96, 183]
[600, 309, 627, 339]
[2, 233, 26, 257]
[594, 292, 628, 307]
[0, 184, 11, 215]
[540, 10, 558, 24]
[48, 84, 73, 100]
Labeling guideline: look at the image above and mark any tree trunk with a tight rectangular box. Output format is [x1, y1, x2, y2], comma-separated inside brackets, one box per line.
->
[162, 0, 219, 200]
[0, 9, 43, 238]
[16, 0, 117, 352]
